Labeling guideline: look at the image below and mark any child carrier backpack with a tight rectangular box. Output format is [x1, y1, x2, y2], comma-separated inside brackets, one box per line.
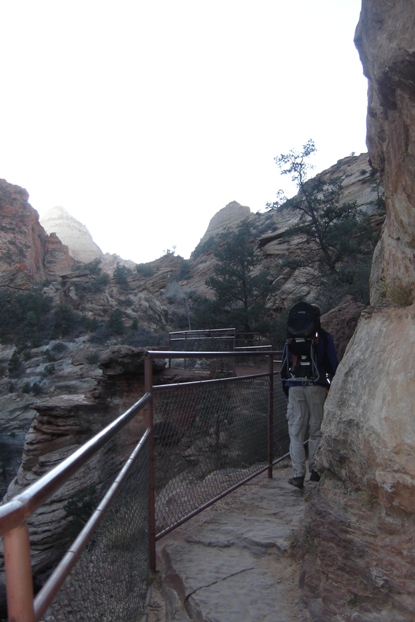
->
[281, 302, 320, 383]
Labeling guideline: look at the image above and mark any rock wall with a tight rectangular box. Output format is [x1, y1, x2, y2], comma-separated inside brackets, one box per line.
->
[355, 0, 415, 304]
[0, 180, 73, 283]
[299, 2, 415, 619]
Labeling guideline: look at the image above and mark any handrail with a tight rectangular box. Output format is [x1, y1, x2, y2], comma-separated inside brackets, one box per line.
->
[147, 350, 281, 359]
[0, 393, 152, 537]
[33, 428, 152, 621]
[0, 350, 286, 620]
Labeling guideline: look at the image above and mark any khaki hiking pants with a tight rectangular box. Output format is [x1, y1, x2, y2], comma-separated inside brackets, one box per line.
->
[286, 384, 327, 478]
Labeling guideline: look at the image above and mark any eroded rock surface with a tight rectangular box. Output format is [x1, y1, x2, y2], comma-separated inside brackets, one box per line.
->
[298, 3, 415, 619]
[0, 179, 73, 282]
[355, 0, 415, 303]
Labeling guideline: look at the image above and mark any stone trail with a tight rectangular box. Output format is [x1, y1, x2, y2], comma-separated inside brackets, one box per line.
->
[144, 463, 315, 622]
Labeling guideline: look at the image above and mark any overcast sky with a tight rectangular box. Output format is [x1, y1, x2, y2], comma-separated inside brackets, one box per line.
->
[0, 0, 368, 264]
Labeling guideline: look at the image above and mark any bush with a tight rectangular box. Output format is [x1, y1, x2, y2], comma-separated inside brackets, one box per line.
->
[8, 350, 22, 375]
[113, 263, 132, 290]
[89, 324, 112, 344]
[32, 382, 42, 395]
[177, 259, 192, 281]
[52, 304, 82, 338]
[0, 288, 53, 346]
[108, 308, 125, 335]
[191, 236, 216, 259]
[136, 263, 154, 277]
[52, 341, 69, 354]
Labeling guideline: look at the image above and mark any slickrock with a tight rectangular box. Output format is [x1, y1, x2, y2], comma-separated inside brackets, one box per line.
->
[146, 465, 312, 622]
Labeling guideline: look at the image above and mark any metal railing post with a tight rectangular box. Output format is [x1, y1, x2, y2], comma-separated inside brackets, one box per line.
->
[268, 353, 274, 479]
[4, 523, 35, 622]
[145, 354, 156, 572]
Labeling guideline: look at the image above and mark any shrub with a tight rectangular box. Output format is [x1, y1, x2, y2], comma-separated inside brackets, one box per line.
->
[8, 350, 22, 375]
[107, 308, 125, 335]
[31, 382, 42, 395]
[52, 304, 82, 338]
[136, 263, 154, 277]
[0, 288, 53, 345]
[52, 341, 68, 354]
[113, 263, 132, 290]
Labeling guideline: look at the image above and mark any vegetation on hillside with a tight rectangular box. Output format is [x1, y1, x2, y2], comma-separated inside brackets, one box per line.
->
[0, 144, 384, 360]
[192, 221, 274, 335]
[267, 139, 381, 308]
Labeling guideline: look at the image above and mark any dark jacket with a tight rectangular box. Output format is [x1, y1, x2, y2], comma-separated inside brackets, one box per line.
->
[280, 328, 338, 392]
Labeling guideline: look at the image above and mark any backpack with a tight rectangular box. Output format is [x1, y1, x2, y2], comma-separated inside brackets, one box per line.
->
[281, 302, 320, 382]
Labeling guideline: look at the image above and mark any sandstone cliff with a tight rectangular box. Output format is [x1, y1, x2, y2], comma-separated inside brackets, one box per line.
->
[40, 206, 103, 264]
[0, 180, 73, 284]
[297, 3, 415, 620]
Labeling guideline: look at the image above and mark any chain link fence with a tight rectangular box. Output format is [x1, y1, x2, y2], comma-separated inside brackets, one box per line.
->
[153, 371, 288, 536]
[0, 353, 288, 620]
[41, 434, 151, 622]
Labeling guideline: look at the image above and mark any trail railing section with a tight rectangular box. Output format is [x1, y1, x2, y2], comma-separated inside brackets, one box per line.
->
[0, 350, 287, 622]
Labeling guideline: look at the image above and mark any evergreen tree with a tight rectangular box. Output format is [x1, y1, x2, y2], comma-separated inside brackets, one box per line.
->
[194, 221, 273, 334]
[268, 140, 379, 304]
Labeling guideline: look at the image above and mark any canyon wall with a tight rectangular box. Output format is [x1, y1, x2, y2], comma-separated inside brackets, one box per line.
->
[300, 2, 415, 620]
[0, 180, 73, 283]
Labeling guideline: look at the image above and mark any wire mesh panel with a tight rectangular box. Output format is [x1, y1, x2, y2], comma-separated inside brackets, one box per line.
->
[153, 376, 271, 534]
[43, 434, 151, 622]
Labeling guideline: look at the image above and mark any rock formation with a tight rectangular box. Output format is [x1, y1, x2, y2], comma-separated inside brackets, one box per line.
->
[355, 0, 415, 306]
[40, 206, 103, 264]
[297, 3, 415, 619]
[0, 180, 73, 283]
[197, 201, 252, 246]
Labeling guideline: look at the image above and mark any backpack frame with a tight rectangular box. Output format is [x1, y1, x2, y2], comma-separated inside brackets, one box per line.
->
[281, 302, 320, 383]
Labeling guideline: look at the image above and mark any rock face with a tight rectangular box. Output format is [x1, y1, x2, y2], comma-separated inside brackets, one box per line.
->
[297, 3, 415, 619]
[259, 152, 382, 311]
[197, 201, 252, 245]
[40, 206, 103, 264]
[355, 0, 415, 305]
[0, 180, 73, 283]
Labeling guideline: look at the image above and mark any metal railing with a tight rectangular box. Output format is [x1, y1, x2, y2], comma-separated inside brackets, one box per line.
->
[0, 350, 288, 621]
[0, 394, 152, 622]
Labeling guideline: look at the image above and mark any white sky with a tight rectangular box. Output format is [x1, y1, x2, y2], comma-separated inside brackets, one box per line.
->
[0, 0, 368, 264]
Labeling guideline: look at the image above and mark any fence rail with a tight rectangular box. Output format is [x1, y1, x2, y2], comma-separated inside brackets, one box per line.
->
[0, 351, 288, 622]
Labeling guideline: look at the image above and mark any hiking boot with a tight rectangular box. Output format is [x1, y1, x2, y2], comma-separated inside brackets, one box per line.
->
[309, 470, 321, 482]
[288, 476, 304, 489]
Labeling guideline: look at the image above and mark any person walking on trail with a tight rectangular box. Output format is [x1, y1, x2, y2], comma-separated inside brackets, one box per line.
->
[280, 302, 338, 489]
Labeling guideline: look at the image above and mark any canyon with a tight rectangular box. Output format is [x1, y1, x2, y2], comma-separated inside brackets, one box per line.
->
[3, 3, 415, 611]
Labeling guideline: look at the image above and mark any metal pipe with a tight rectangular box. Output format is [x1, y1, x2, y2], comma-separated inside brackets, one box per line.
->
[147, 350, 281, 359]
[0, 393, 151, 536]
[33, 429, 151, 621]
[145, 355, 156, 573]
[268, 353, 274, 479]
[153, 372, 274, 392]
[4, 523, 35, 622]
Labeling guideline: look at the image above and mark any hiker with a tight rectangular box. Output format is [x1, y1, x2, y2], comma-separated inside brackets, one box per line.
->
[280, 302, 338, 489]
